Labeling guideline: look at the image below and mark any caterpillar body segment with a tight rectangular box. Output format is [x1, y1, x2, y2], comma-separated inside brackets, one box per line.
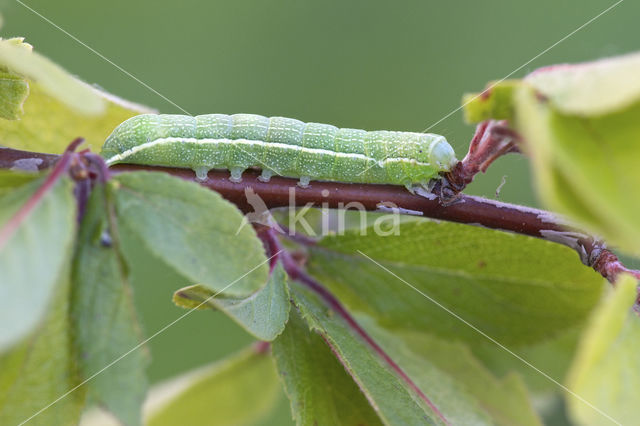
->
[101, 113, 457, 190]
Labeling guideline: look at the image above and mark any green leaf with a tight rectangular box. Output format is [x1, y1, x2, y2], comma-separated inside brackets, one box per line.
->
[462, 79, 520, 123]
[566, 274, 639, 425]
[470, 326, 581, 396]
[307, 219, 604, 346]
[173, 262, 290, 341]
[0, 38, 153, 153]
[524, 52, 640, 117]
[71, 184, 148, 426]
[0, 38, 104, 115]
[291, 280, 497, 425]
[171, 284, 212, 311]
[463, 52, 640, 122]
[0, 39, 33, 121]
[0, 269, 85, 425]
[516, 86, 640, 256]
[0, 174, 76, 352]
[146, 345, 281, 426]
[394, 330, 541, 426]
[271, 308, 383, 426]
[0, 168, 40, 195]
[0, 70, 29, 120]
[463, 52, 640, 255]
[111, 171, 269, 297]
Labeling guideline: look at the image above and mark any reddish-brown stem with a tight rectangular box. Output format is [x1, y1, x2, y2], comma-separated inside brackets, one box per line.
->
[73, 177, 91, 222]
[276, 224, 318, 246]
[253, 340, 271, 354]
[83, 152, 112, 183]
[109, 163, 634, 281]
[592, 250, 640, 282]
[0, 147, 60, 171]
[258, 227, 450, 424]
[0, 147, 637, 283]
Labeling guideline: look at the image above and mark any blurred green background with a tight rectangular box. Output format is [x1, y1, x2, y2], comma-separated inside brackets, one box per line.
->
[1, 0, 638, 423]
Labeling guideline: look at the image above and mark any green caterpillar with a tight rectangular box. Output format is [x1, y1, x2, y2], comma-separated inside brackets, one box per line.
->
[101, 113, 457, 190]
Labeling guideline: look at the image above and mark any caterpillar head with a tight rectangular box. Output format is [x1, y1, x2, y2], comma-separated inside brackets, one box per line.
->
[426, 135, 457, 171]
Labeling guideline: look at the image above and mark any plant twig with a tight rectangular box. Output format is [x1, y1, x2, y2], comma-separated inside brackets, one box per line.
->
[108, 164, 637, 282]
[0, 146, 638, 283]
[433, 120, 520, 201]
[0, 146, 60, 171]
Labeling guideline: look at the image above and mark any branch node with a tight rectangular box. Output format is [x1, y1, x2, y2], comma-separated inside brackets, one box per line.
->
[435, 120, 521, 200]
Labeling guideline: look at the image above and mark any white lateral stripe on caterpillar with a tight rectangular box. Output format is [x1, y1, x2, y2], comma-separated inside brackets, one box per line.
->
[104, 137, 434, 169]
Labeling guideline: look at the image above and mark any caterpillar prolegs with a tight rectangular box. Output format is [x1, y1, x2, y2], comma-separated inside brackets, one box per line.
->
[101, 113, 457, 191]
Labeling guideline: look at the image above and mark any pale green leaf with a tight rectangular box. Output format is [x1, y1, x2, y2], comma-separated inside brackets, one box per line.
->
[0, 174, 75, 351]
[291, 281, 494, 425]
[0, 39, 33, 120]
[463, 52, 640, 121]
[173, 262, 290, 341]
[0, 270, 85, 425]
[307, 219, 604, 346]
[111, 171, 268, 297]
[0, 38, 103, 114]
[271, 308, 383, 426]
[514, 85, 640, 256]
[171, 284, 211, 311]
[462, 52, 640, 255]
[394, 330, 541, 426]
[0, 70, 29, 120]
[0, 38, 153, 153]
[71, 185, 148, 426]
[524, 52, 640, 117]
[146, 345, 281, 426]
[470, 327, 580, 396]
[462, 79, 520, 123]
[0, 168, 40, 195]
[566, 274, 639, 426]
[0, 81, 152, 153]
